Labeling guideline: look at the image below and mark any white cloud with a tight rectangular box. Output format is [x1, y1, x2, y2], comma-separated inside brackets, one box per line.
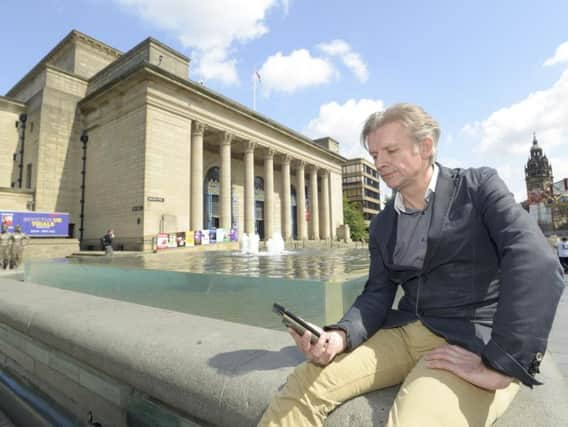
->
[467, 68, 568, 155]
[114, 0, 284, 84]
[258, 49, 337, 94]
[544, 40, 568, 66]
[304, 98, 385, 159]
[459, 67, 568, 203]
[194, 49, 238, 85]
[318, 40, 369, 82]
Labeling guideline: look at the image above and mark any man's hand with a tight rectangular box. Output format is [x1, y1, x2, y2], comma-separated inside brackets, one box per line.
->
[289, 327, 347, 366]
[424, 344, 513, 390]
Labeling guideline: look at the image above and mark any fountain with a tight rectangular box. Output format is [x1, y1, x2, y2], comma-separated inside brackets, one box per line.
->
[265, 232, 286, 255]
[239, 233, 260, 254]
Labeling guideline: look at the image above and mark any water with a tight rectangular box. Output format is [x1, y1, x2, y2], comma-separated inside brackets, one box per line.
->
[24, 248, 370, 330]
[61, 248, 370, 280]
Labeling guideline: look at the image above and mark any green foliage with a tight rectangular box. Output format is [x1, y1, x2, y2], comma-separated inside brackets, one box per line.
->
[343, 197, 368, 241]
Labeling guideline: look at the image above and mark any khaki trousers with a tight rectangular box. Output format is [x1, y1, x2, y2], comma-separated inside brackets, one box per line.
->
[259, 321, 519, 427]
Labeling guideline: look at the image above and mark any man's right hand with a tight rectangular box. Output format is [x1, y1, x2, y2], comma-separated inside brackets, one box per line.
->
[289, 327, 347, 366]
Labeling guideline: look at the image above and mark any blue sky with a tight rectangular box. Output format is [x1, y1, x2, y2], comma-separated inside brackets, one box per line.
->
[2, 0, 568, 202]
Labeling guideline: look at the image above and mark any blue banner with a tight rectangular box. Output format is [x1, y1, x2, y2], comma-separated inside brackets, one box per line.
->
[0, 211, 69, 237]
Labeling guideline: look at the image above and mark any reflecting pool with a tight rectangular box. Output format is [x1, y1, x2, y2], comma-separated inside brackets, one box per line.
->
[25, 248, 370, 330]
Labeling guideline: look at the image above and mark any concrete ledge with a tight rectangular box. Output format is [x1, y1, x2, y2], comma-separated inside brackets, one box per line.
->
[23, 239, 80, 262]
[0, 278, 566, 426]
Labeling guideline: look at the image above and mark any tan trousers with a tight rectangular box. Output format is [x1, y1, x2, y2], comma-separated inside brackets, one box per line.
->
[259, 321, 519, 427]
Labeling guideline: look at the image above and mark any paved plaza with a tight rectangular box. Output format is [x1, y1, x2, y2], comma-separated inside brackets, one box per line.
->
[547, 276, 568, 378]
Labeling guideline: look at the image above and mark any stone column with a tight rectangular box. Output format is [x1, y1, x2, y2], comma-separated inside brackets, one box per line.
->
[281, 155, 291, 241]
[244, 141, 256, 236]
[191, 121, 206, 230]
[321, 169, 331, 240]
[296, 161, 307, 241]
[220, 132, 233, 232]
[309, 165, 320, 240]
[264, 149, 274, 240]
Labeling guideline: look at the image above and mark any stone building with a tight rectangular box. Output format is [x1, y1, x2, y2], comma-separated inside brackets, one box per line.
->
[342, 157, 381, 223]
[524, 134, 555, 233]
[0, 30, 345, 250]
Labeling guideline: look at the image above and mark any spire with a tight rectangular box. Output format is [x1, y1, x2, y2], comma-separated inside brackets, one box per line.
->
[533, 131, 537, 146]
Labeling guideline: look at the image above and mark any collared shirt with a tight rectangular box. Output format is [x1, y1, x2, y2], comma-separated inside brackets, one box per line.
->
[394, 163, 439, 214]
[393, 164, 439, 269]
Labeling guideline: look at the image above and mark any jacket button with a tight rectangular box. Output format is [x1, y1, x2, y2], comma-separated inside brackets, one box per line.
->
[535, 352, 544, 362]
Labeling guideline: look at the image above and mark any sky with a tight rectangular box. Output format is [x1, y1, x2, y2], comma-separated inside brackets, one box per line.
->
[2, 0, 568, 203]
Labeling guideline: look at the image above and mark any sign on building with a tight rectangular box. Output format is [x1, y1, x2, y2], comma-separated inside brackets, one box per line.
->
[0, 211, 69, 237]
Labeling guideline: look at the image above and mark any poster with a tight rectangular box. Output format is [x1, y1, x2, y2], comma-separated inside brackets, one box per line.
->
[0, 211, 69, 237]
[186, 230, 194, 246]
[156, 233, 169, 249]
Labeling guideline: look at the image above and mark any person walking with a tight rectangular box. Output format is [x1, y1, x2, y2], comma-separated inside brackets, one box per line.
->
[102, 229, 114, 255]
[259, 103, 564, 427]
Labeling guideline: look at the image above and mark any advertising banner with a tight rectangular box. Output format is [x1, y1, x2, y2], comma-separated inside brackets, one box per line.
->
[0, 211, 69, 237]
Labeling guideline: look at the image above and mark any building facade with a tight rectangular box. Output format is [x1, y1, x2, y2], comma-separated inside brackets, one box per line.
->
[342, 157, 380, 223]
[524, 134, 555, 233]
[0, 31, 345, 250]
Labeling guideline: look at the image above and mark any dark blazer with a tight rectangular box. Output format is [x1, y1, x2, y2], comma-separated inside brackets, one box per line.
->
[330, 164, 565, 386]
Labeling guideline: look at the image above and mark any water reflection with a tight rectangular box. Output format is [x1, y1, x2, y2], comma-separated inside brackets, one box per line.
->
[67, 248, 370, 280]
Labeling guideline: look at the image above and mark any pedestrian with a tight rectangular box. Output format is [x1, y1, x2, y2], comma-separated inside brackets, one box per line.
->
[259, 103, 564, 427]
[102, 229, 114, 255]
[9, 225, 29, 269]
[557, 236, 568, 273]
[0, 224, 12, 270]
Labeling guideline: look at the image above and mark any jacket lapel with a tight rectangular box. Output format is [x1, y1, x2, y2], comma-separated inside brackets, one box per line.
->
[378, 202, 397, 265]
[423, 164, 456, 272]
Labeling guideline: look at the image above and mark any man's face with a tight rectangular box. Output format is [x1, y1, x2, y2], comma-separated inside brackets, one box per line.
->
[367, 121, 432, 192]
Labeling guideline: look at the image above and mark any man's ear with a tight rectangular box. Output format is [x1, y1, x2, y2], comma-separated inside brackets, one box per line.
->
[420, 137, 433, 159]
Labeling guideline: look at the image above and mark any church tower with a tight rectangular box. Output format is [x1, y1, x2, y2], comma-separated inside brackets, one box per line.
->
[524, 133, 554, 233]
[525, 133, 553, 203]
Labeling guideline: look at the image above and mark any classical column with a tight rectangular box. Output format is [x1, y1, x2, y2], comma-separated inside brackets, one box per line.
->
[220, 132, 233, 231]
[244, 141, 256, 236]
[264, 149, 274, 240]
[296, 160, 307, 240]
[191, 121, 206, 230]
[321, 169, 331, 239]
[281, 155, 291, 241]
[309, 165, 320, 240]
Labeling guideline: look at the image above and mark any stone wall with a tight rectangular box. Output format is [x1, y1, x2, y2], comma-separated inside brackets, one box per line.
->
[0, 279, 566, 427]
[0, 98, 24, 188]
[22, 238, 79, 261]
[0, 189, 33, 211]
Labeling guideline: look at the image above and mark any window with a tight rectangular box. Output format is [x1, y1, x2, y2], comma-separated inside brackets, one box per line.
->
[26, 163, 32, 189]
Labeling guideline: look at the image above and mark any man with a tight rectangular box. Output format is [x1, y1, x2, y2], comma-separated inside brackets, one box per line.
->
[259, 103, 564, 426]
[0, 224, 12, 270]
[102, 229, 114, 255]
[557, 236, 568, 273]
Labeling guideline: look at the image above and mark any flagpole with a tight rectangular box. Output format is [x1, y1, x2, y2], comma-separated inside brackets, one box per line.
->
[253, 73, 257, 111]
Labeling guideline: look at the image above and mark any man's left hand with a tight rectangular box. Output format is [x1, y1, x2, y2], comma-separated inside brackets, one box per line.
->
[424, 344, 513, 390]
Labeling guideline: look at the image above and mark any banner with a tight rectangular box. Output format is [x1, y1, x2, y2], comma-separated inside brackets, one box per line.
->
[0, 211, 69, 237]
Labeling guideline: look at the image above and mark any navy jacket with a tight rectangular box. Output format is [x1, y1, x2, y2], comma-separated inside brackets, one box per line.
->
[330, 165, 564, 387]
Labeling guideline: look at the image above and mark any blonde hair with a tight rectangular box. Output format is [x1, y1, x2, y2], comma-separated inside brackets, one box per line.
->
[361, 103, 440, 165]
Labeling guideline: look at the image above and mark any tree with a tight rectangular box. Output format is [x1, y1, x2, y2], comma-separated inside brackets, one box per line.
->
[343, 197, 368, 241]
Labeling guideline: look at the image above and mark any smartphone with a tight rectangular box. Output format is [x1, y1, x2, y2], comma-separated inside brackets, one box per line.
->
[272, 303, 321, 344]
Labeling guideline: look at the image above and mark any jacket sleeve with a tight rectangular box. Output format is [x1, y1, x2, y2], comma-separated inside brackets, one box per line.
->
[325, 216, 397, 350]
[475, 168, 564, 387]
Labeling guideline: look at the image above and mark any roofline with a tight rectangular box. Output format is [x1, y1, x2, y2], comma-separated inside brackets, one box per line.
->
[6, 29, 121, 97]
[80, 61, 347, 163]
[0, 95, 26, 109]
